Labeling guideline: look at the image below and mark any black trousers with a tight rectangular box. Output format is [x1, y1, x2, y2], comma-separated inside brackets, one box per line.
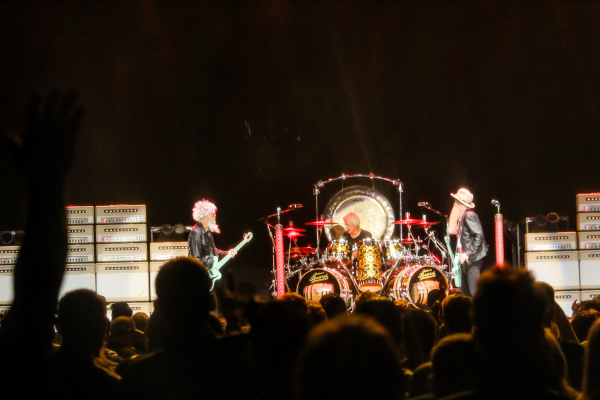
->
[461, 258, 483, 297]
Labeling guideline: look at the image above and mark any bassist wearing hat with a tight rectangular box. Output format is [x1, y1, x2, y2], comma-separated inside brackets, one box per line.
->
[448, 188, 488, 297]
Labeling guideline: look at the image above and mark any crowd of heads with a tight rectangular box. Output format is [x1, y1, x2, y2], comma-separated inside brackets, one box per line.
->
[8, 255, 594, 399]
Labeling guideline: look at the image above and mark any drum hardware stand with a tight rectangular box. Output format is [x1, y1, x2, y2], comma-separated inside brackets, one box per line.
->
[378, 257, 404, 296]
[418, 202, 456, 287]
[424, 229, 448, 265]
[492, 200, 504, 267]
[331, 256, 361, 294]
[258, 205, 302, 297]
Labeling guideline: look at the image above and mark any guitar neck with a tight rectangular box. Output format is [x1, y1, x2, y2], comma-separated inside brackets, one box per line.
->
[215, 238, 249, 267]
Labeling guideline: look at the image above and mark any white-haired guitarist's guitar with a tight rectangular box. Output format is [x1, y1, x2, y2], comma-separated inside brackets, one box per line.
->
[209, 232, 253, 286]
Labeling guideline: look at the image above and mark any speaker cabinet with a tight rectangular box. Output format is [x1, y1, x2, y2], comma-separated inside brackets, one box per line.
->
[106, 301, 152, 321]
[555, 290, 580, 318]
[66, 244, 95, 263]
[96, 224, 147, 243]
[58, 263, 96, 299]
[96, 205, 147, 224]
[96, 262, 150, 302]
[65, 206, 94, 225]
[66, 225, 95, 244]
[579, 250, 600, 289]
[580, 290, 600, 302]
[0, 265, 15, 305]
[149, 261, 166, 301]
[0, 246, 19, 265]
[526, 251, 580, 290]
[149, 242, 188, 261]
[96, 243, 147, 262]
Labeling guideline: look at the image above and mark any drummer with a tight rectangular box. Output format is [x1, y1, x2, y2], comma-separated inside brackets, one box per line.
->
[342, 213, 372, 257]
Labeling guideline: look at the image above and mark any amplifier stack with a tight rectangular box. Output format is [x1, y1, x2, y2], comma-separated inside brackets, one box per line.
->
[0, 205, 155, 317]
[95, 205, 150, 304]
[576, 194, 600, 307]
[60, 206, 96, 300]
[524, 194, 600, 317]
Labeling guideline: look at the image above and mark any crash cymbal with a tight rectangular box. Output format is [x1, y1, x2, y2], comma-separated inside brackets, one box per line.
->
[285, 232, 305, 238]
[305, 220, 337, 226]
[417, 221, 442, 227]
[290, 246, 324, 255]
[394, 218, 430, 225]
[282, 227, 307, 232]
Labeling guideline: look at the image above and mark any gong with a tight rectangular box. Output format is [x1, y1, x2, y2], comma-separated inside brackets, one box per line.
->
[323, 186, 395, 242]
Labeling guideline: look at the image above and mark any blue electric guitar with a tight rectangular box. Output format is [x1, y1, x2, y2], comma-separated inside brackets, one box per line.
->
[444, 230, 462, 288]
[208, 232, 253, 286]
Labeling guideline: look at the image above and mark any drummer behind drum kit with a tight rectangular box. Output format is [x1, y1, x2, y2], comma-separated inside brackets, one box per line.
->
[261, 175, 458, 312]
[288, 217, 451, 311]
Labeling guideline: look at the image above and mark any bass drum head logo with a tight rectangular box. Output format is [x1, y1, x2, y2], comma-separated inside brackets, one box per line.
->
[297, 269, 341, 301]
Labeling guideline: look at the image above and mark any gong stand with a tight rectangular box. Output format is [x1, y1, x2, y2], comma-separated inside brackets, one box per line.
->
[313, 173, 404, 252]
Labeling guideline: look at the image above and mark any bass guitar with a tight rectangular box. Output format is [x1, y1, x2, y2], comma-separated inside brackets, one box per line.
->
[209, 232, 253, 286]
[444, 231, 462, 288]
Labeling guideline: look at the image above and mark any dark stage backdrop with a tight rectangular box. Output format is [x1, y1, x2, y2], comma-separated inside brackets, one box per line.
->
[1, 1, 599, 296]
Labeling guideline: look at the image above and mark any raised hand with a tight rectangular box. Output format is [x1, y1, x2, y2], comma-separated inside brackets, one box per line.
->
[5, 91, 84, 183]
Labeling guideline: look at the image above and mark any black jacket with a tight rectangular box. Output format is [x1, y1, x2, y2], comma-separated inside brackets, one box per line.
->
[187, 223, 226, 269]
[458, 210, 488, 264]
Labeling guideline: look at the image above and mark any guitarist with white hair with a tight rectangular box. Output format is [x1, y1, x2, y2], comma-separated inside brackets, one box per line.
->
[448, 188, 488, 297]
[188, 199, 237, 284]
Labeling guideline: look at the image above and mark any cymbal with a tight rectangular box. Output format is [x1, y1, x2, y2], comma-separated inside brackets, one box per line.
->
[305, 220, 337, 226]
[290, 246, 324, 255]
[394, 218, 440, 226]
[417, 221, 442, 227]
[285, 232, 305, 238]
[283, 227, 306, 232]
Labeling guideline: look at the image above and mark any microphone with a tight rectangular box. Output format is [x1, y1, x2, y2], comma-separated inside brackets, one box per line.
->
[277, 207, 281, 217]
[289, 204, 303, 209]
[418, 202, 430, 207]
[491, 200, 499, 206]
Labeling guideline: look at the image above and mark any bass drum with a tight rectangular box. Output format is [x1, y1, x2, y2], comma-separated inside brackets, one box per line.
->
[297, 268, 353, 304]
[388, 264, 448, 310]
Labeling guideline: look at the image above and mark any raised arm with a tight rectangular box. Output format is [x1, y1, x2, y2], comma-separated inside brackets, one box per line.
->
[0, 92, 83, 352]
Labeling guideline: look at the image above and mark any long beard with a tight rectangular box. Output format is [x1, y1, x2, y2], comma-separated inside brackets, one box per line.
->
[207, 221, 220, 234]
[448, 206, 464, 236]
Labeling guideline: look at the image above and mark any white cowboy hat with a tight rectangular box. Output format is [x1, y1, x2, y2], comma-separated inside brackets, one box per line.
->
[451, 188, 475, 208]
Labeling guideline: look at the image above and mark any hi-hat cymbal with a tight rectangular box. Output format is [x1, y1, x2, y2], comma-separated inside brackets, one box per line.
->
[305, 220, 337, 226]
[283, 227, 307, 232]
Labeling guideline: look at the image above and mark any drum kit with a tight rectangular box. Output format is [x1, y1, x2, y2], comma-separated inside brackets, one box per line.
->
[263, 174, 457, 312]
[286, 217, 452, 311]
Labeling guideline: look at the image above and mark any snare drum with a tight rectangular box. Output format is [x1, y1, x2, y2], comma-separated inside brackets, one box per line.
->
[356, 238, 383, 292]
[386, 264, 448, 310]
[297, 268, 353, 303]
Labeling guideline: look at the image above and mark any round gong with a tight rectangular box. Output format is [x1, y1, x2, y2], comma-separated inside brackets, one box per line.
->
[323, 185, 395, 241]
